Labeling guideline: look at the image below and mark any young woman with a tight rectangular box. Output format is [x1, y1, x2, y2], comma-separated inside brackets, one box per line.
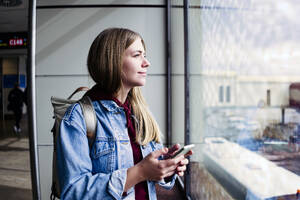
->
[57, 28, 192, 200]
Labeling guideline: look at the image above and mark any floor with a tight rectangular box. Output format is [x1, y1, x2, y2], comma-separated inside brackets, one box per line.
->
[0, 114, 32, 200]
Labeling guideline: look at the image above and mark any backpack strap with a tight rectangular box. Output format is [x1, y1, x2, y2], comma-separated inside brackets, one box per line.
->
[68, 87, 90, 100]
[78, 96, 97, 147]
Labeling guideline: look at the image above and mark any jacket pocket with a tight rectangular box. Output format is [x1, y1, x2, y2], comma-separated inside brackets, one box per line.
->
[91, 137, 116, 173]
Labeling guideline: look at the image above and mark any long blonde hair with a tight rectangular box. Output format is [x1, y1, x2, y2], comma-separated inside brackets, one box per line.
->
[87, 28, 161, 145]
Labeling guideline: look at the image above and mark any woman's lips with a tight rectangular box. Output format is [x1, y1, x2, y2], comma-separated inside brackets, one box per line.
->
[138, 72, 147, 76]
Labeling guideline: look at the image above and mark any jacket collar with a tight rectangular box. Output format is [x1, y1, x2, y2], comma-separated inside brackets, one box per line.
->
[99, 100, 121, 112]
[85, 84, 131, 112]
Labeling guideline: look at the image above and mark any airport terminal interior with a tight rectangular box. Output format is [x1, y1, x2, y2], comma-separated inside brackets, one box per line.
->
[1, 0, 300, 200]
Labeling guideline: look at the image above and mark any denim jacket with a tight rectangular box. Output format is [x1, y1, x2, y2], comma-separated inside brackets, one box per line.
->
[56, 100, 176, 200]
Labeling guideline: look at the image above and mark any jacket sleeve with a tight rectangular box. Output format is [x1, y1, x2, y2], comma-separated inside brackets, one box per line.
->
[56, 104, 127, 200]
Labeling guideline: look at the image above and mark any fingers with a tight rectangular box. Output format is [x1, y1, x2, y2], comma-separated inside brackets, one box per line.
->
[177, 159, 188, 171]
[168, 144, 181, 154]
[184, 150, 193, 158]
[151, 147, 168, 159]
[158, 155, 185, 177]
[177, 171, 184, 176]
[163, 144, 181, 159]
[159, 154, 187, 172]
[158, 156, 181, 170]
[156, 156, 181, 176]
[179, 158, 189, 166]
[164, 170, 177, 178]
[176, 164, 186, 172]
[146, 147, 191, 180]
[176, 159, 188, 176]
[164, 154, 184, 167]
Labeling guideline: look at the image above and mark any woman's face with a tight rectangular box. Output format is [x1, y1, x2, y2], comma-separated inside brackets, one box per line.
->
[121, 38, 150, 90]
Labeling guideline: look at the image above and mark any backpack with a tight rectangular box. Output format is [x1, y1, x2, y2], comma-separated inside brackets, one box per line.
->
[50, 87, 97, 200]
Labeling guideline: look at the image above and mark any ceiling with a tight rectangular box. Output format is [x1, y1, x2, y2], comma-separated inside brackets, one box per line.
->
[0, 0, 28, 33]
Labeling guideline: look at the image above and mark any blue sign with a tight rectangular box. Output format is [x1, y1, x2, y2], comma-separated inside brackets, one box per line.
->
[3, 74, 26, 88]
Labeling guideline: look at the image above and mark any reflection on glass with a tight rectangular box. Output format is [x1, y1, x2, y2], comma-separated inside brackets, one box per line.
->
[226, 85, 231, 103]
[219, 86, 224, 103]
[189, 0, 300, 199]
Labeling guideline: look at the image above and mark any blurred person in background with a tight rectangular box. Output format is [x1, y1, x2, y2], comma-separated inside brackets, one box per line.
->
[7, 82, 25, 133]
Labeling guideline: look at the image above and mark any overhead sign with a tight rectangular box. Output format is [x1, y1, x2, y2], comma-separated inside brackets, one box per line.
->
[0, 32, 27, 49]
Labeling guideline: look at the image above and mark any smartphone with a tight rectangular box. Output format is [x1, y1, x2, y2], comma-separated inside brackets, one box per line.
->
[171, 144, 195, 159]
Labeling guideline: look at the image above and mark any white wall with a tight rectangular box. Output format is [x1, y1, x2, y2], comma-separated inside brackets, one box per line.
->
[36, 1, 167, 199]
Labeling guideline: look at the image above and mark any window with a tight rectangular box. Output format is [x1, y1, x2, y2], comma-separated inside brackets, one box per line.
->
[173, 0, 300, 199]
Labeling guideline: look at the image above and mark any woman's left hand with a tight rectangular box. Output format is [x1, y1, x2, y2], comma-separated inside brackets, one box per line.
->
[176, 157, 189, 176]
[164, 144, 193, 177]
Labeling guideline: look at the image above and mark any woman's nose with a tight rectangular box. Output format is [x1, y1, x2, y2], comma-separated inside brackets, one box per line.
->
[143, 58, 150, 68]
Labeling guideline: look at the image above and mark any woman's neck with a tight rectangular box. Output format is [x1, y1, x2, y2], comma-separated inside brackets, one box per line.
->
[115, 87, 130, 104]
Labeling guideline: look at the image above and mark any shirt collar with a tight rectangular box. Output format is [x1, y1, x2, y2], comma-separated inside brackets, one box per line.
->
[85, 84, 131, 112]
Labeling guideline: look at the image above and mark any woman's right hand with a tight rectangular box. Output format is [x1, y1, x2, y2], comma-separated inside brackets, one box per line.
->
[136, 147, 185, 181]
[125, 147, 186, 192]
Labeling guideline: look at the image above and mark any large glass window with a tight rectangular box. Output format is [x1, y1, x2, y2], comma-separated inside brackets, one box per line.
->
[172, 0, 300, 199]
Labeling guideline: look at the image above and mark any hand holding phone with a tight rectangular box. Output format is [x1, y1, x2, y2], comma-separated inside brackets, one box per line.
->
[171, 144, 194, 159]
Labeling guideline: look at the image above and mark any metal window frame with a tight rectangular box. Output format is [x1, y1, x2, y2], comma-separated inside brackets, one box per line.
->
[183, 0, 192, 199]
[166, 0, 172, 149]
[27, 0, 40, 199]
